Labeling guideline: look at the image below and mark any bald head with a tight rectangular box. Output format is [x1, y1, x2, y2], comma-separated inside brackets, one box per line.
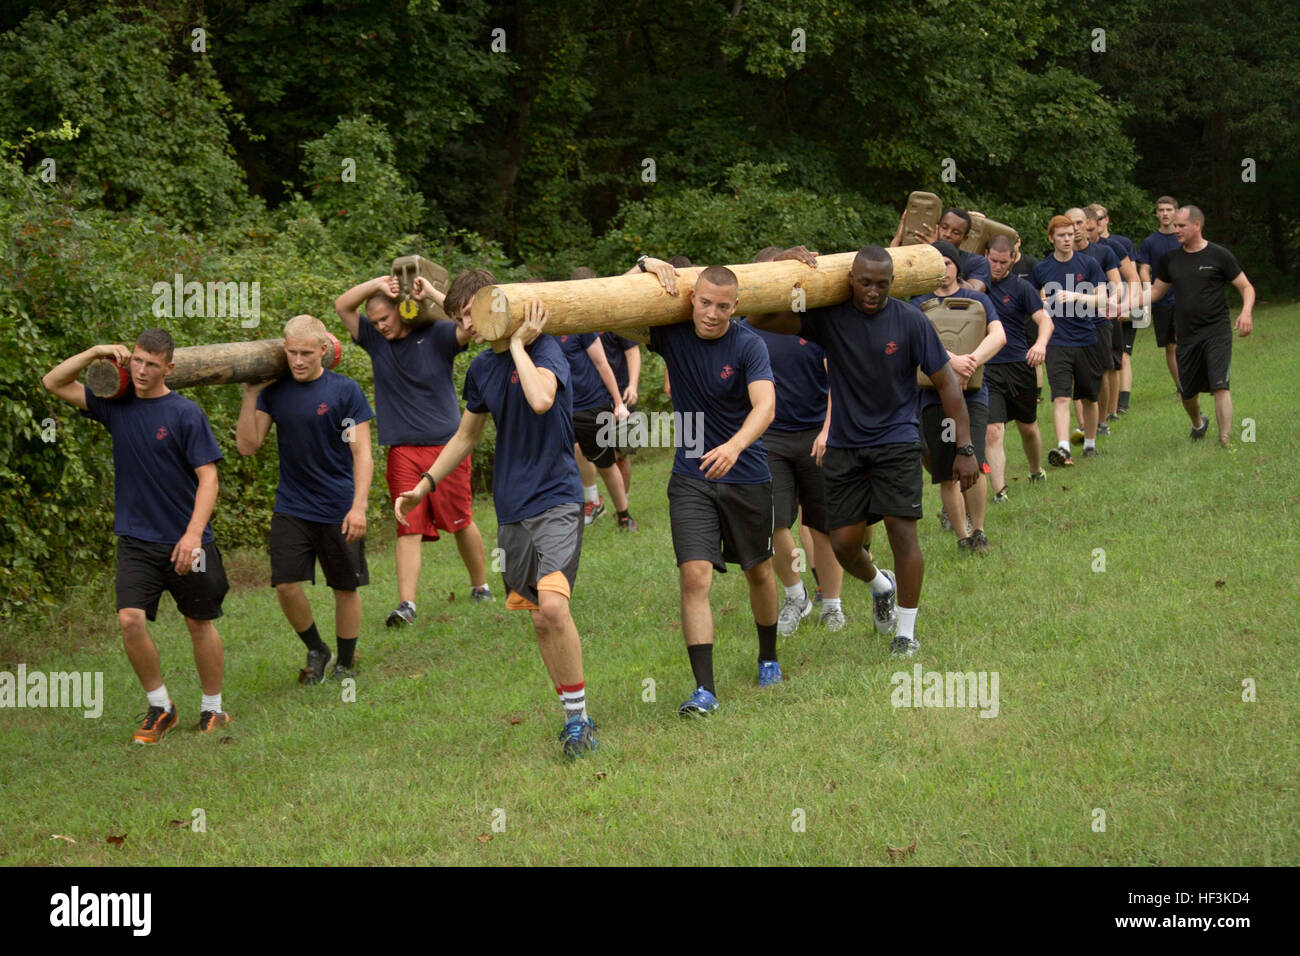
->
[1181, 205, 1205, 226]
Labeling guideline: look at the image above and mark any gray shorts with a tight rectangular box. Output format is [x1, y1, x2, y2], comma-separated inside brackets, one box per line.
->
[497, 501, 584, 610]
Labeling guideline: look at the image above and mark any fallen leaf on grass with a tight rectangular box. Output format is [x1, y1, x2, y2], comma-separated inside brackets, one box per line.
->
[824, 781, 837, 793]
[507, 715, 524, 726]
[167, 819, 189, 829]
[885, 839, 916, 862]
[448, 590, 456, 603]
[594, 771, 607, 780]
[476, 833, 492, 843]
[219, 736, 235, 744]
[1214, 580, 1226, 588]
[106, 834, 126, 846]
[51, 834, 76, 844]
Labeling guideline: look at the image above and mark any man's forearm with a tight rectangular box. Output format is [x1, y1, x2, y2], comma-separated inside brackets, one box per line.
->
[186, 473, 218, 538]
[510, 340, 555, 412]
[351, 447, 373, 512]
[43, 348, 100, 389]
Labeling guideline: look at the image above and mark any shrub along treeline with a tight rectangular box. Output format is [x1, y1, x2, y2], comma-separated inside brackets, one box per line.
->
[2, 1, 1293, 616]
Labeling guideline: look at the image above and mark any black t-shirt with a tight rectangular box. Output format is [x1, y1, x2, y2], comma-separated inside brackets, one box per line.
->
[1011, 253, 1037, 279]
[1155, 243, 1243, 344]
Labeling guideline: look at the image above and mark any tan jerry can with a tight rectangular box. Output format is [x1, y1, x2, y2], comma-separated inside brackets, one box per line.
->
[960, 212, 1020, 254]
[918, 297, 988, 390]
[391, 255, 451, 326]
[900, 190, 943, 246]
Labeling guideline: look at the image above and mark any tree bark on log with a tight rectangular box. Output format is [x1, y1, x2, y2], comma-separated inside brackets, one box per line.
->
[471, 245, 944, 341]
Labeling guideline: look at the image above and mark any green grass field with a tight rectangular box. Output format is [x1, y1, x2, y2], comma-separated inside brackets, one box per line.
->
[3, 304, 1297, 866]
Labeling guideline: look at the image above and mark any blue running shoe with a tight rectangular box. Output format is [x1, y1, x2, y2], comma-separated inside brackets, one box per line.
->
[677, 686, 719, 717]
[758, 659, 783, 687]
[872, 569, 898, 636]
[558, 715, 597, 757]
[889, 635, 920, 658]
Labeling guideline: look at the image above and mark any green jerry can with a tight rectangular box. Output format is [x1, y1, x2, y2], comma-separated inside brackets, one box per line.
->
[960, 212, 1020, 254]
[900, 190, 943, 246]
[391, 255, 451, 326]
[917, 297, 988, 391]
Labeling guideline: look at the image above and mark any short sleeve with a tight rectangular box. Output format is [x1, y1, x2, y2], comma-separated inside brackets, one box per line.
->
[1218, 247, 1243, 282]
[963, 254, 992, 289]
[354, 314, 379, 350]
[463, 362, 487, 414]
[1155, 251, 1172, 283]
[344, 379, 374, 424]
[798, 308, 826, 345]
[255, 383, 274, 416]
[648, 324, 667, 355]
[533, 337, 571, 391]
[182, 403, 223, 469]
[577, 332, 598, 350]
[740, 332, 774, 384]
[914, 311, 950, 378]
[80, 388, 110, 426]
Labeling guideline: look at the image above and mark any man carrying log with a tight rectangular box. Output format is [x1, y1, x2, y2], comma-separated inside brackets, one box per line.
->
[236, 315, 374, 684]
[746, 245, 977, 658]
[334, 270, 493, 627]
[394, 301, 599, 758]
[42, 329, 231, 742]
[633, 260, 781, 714]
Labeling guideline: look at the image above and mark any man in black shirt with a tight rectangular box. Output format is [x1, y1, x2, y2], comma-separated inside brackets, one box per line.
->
[1148, 207, 1255, 445]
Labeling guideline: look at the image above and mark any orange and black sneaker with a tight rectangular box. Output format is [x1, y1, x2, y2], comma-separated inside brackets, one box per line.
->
[133, 703, 178, 745]
[197, 710, 231, 734]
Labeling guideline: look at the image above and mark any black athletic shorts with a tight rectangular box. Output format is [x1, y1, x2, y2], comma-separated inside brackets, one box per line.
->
[1121, 320, 1136, 354]
[270, 512, 368, 590]
[573, 404, 618, 469]
[763, 427, 828, 534]
[1177, 334, 1232, 400]
[985, 362, 1038, 425]
[618, 403, 638, 457]
[1153, 302, 1177, 348]
[498, 501, 583, 610]
[1110, 319, 1125, 368]
[822, 443, 923, 530]
[116, 535, 228, 622]
[922, 402, 987, 485]
[1045, 343, 1103, 402]
[667, 473, 773, 573]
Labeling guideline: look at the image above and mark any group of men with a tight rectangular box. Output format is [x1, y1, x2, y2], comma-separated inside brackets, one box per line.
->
[41, 194, 1253, 759]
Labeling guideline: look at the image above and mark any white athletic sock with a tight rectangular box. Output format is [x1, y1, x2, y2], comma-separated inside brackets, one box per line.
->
[146, 686, 170, 710]
[201, 693, 222, 714]
[1058, 440, 1071, 452]
[583, 484, 599, 503]
[1084, 438, 1096, 450]
[869, 571, 894, 596]
[897, 607, 918, 640]
[822, 597, 842, 612]
[784, 582, 807, 603]
[558, 684, 587, 721]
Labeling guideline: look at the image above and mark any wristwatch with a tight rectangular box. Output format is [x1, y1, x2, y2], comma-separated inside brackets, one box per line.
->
[636, 254, 649, 273]
[956, 444, 976, 457]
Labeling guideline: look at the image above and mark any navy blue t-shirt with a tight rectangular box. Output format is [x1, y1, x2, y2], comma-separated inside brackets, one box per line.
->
[1104, 233, 1137, 264]
[742, 319, 829, 432]
[600, 331, 638, 395]
[1139, 231, 1181, 305]
[985, 273, 1045, 364]
[354, 316, 464, 446]
[463, 336, 583, 524]
[958, 250, 992, 289]
[798, 297, 949, 448]
[1076, 240, 1121, 331]
[81, 389, 222, 545]
[910, 291, 999, 409]
[258, 370, 375, 524]
[649, 320, 773, 484]
[554, 332, 610, 412]
[1030, 253, 1107, 347]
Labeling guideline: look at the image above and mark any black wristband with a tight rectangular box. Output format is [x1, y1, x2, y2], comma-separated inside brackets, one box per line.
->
[421, 471, 437, 492]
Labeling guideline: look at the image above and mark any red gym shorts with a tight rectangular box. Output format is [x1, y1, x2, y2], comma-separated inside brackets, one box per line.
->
[386, 445, 473, 540]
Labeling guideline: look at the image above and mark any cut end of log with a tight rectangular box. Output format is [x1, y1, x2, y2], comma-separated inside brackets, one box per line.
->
[86, 359, 131, 399]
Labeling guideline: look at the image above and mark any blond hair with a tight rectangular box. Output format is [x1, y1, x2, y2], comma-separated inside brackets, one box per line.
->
[283, 313, 329, 347]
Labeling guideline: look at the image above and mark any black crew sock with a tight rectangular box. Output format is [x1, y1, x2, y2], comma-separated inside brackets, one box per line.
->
[757, 622, 778, 662]
[811, 566, 821, 587]
[297, 622, 326, 651]
[336, 637, 357, 668]
[617, 509, 630, 520]
[687, 644, 715, 694]
[1118, 390, 1131, 410]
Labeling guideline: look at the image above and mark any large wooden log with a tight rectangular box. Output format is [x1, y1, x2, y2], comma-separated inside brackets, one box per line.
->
[84, 333, 343, 399]
[470, 245, 944, 341]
